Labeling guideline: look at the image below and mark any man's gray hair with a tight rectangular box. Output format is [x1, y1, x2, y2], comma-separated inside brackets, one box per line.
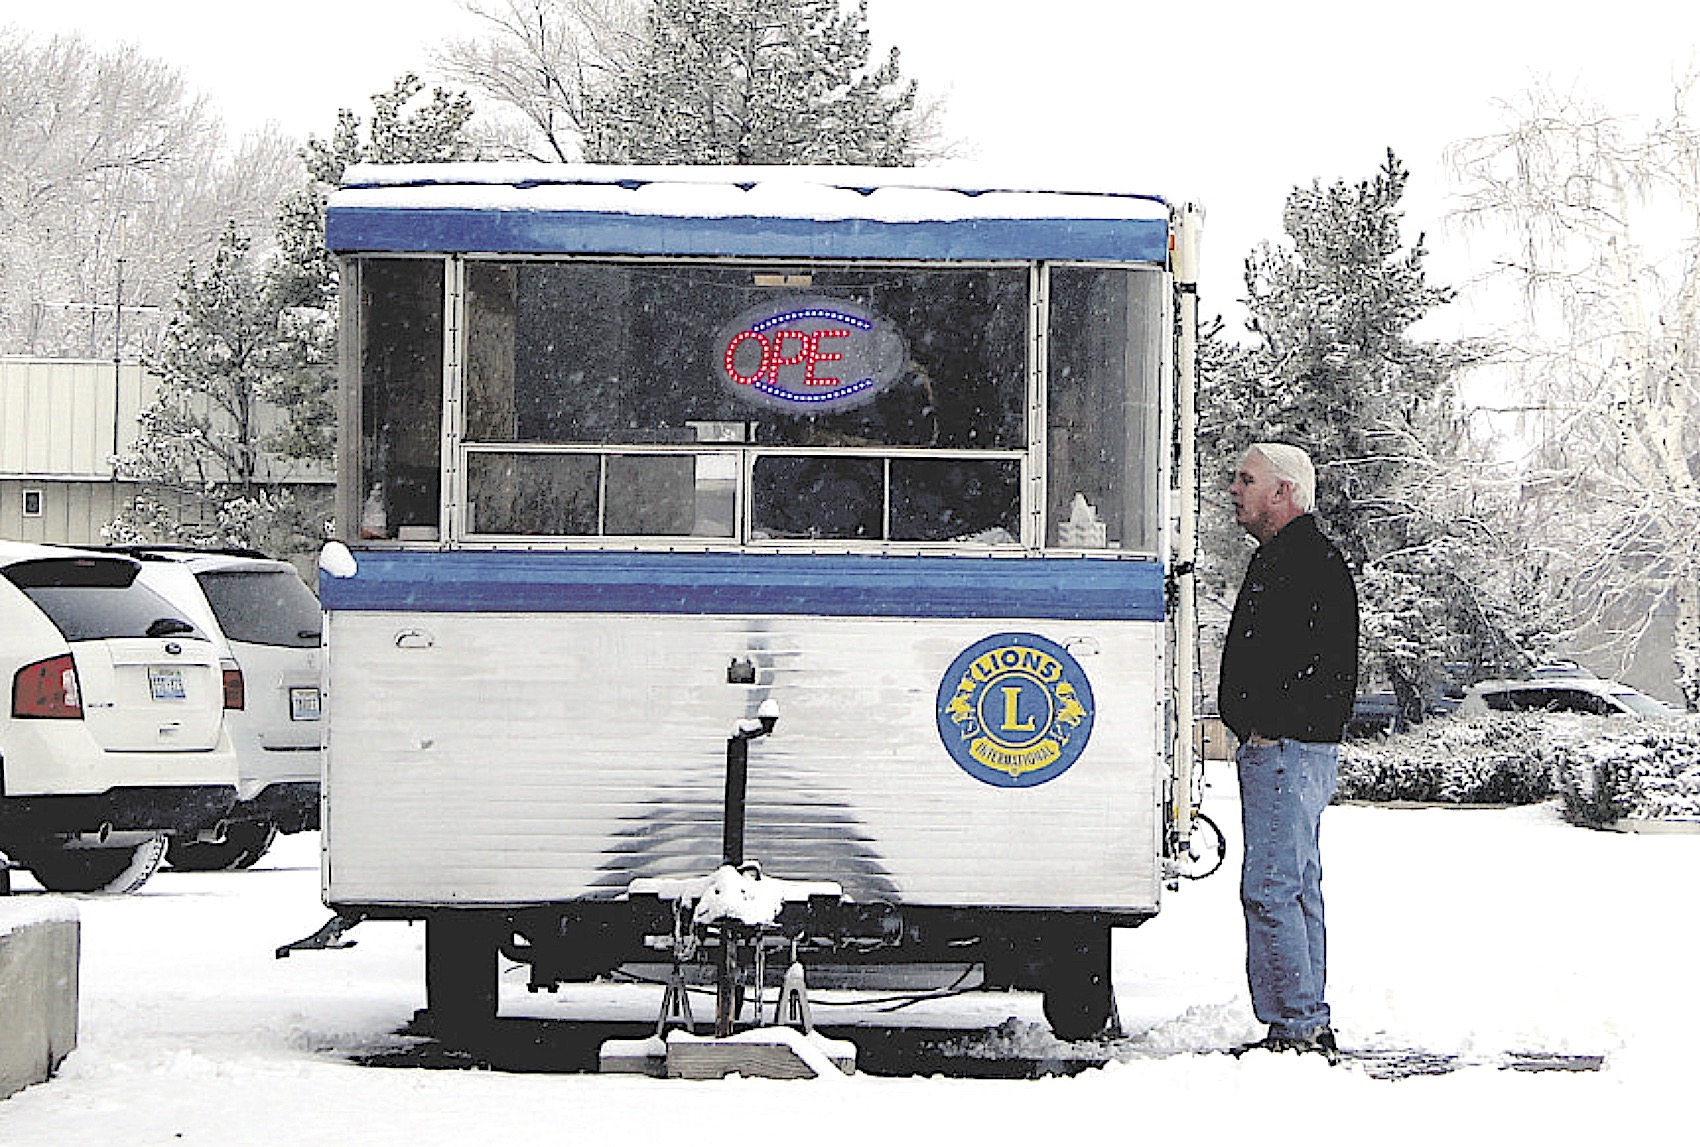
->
[1249, 442, 1317, 512]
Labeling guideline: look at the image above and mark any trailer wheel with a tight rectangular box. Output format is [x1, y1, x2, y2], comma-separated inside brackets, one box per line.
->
[22, 835, 167, 895]
[426, 914, 500, 1039]
[166, 820, 279, 871]
[1040, 923, 1115, 1041]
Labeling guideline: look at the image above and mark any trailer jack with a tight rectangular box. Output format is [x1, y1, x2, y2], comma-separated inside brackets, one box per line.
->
[599, 927, 855, 1079]
[600, 700, 855, 1078]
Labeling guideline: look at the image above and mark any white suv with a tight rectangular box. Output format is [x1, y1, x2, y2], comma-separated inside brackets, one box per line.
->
[118, 547, 323, 870]
[1, 542, 239, 893]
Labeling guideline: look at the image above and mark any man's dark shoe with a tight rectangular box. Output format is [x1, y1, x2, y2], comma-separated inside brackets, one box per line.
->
[1233, 1026, 1339, 1063]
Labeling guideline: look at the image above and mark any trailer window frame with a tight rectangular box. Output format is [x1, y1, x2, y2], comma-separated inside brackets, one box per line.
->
[340, 253, 1170, 558]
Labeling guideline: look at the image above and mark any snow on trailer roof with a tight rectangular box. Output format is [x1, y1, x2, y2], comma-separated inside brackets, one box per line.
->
[326, 163, 1176, 263]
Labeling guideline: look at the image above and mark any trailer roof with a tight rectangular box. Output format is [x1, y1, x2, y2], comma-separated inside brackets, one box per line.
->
[326, 163, 1174, 263]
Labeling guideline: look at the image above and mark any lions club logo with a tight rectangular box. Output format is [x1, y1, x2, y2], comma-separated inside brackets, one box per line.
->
[936, 633, 1095, 788]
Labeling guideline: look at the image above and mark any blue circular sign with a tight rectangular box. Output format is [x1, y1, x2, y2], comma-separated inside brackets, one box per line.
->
[936, 632, 1095, 788]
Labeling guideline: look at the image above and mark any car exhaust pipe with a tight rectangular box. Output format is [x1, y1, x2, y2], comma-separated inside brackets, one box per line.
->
[196, 820, 230, 845]
[62, 823, 115, 849]
[78, 822, 114, 845]
[61, 825, 161, 851]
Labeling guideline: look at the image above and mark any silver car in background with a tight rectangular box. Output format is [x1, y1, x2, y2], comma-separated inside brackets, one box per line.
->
[120, 547, 323, 869]
[1460, 672, 1681, 718]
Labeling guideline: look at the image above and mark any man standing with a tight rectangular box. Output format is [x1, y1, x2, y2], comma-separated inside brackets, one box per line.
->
[1218, 443, 1358, 1058]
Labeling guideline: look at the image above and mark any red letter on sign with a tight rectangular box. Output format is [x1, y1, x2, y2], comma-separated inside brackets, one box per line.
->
[803, 329, 848, 386]
[724, 330, 769, 385]
[767, 330, 809, 380]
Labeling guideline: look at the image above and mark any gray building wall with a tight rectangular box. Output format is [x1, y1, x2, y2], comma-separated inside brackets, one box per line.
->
[0, 357, 152, 545]
[0, 478, 135, 546]
[1, 357, 332, 554]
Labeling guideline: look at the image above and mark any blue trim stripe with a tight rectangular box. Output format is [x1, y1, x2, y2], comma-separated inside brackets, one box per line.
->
[325, 208, 1171, 264]
[319, 550, 1167, 622]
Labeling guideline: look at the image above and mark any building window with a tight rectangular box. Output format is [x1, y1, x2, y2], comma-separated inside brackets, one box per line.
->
[22, 489, 43, 517]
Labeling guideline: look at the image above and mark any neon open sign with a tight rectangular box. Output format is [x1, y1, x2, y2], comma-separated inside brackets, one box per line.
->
[716, 296, 906, 413]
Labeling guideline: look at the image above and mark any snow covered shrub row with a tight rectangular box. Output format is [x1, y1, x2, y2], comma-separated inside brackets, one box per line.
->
[1337, 714, 1556, 805]
[1337, 712, 1700, 823]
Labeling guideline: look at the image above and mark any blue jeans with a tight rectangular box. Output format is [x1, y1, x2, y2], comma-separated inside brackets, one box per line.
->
[1236, 737, 1338, 1038]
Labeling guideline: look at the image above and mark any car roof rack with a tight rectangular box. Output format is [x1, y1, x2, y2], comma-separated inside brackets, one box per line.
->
[97, 543, 272, 562]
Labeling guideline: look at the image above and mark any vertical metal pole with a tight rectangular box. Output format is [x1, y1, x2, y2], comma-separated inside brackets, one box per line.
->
[723, 734, 748, 867]
[714, 936, 740, 1038]
[713, 708, 773, 1037]
[1171, 204, 1204, 850]
[112, 212, 127, 487]
[717, 730, 751, 1036]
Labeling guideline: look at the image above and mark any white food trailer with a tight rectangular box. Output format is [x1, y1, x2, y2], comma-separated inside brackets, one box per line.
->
[314, 163, 1210, 1046]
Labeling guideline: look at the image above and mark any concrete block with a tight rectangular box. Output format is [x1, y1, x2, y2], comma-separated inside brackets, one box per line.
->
[0, 903, 80, 1101]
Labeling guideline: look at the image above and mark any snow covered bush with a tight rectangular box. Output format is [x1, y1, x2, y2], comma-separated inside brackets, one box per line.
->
[1338, 712, 1700, 824]
[1337, 713, 1556, 805]
[1540, 716, 1700, 827]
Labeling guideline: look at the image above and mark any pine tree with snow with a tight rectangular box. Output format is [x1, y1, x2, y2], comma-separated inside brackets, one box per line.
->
[111, 77, 477, 559]
[1200, 152, 1551, 722]
[266, 75, 476, 472]
[110, 223, 318, 555]
[581, 0, 919, 165]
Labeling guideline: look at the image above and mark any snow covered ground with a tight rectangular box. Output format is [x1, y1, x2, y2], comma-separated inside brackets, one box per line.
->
[2, 755, 1695, 1145]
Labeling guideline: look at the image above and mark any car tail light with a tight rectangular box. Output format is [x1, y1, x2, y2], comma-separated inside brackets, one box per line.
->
[222, 662, 246, 710]
[13, 654, 83, 719]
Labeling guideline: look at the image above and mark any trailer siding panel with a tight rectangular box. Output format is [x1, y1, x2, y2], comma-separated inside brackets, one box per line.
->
[323, 612, 1163, 911]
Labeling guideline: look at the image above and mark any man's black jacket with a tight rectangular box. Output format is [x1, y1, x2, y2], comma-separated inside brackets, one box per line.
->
[1217, 513, 1359, 745]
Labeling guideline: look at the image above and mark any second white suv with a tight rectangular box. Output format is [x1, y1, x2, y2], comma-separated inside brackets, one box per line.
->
[118, 547, 324, 869]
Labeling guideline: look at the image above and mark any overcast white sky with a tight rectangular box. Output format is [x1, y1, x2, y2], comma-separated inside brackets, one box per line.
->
[7, 0, 1696, 328]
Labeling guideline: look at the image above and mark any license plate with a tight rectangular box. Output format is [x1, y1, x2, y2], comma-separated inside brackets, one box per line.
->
[290, 686, 322, 721]
[149, 666, 186, 701]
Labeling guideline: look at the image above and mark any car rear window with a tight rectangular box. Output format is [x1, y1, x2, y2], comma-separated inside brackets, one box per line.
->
[194, 570, 322, 648]
[1483, 687, 1616, 715]
[5, 557, 205, 641]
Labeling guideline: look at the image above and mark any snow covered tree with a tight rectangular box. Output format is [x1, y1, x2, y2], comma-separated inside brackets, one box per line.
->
[109, 224, 321, 555]
[1200, 152, 1548, 722]
[265, 74, 477, 472]
[437, 0, 936, 165]
[583, 0, 919, 164]
[112, 77, 477, 559]
[436, 0, 644, 161]
[1451, 78, 1700, 708]
[0, 29, 297, 357]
